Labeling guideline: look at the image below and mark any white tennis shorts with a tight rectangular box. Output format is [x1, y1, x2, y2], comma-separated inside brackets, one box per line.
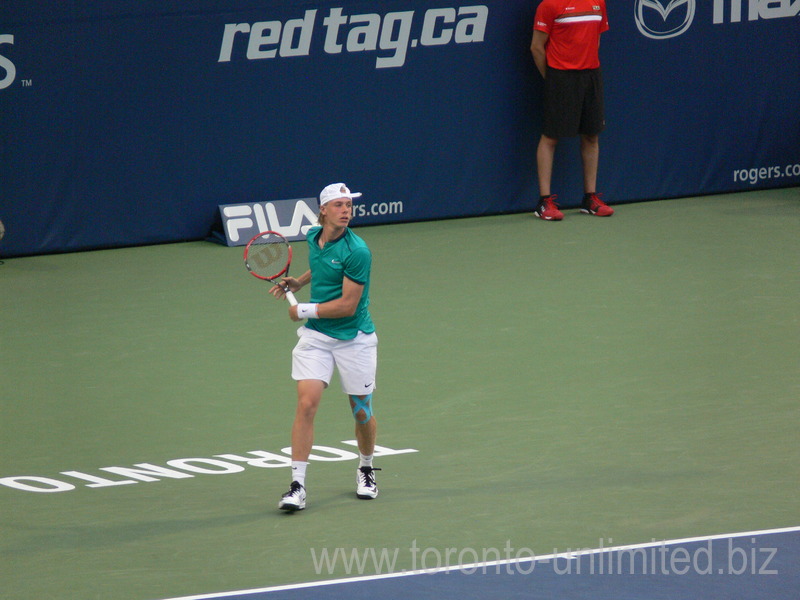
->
[291, 327, 378, 395]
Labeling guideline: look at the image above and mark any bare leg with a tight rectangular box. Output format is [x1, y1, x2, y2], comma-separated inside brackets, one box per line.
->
[291, 379, 325, 461]
[536, 135, 559, 196]
[580, 134, 600, 194]
[350, 396, 377, 457]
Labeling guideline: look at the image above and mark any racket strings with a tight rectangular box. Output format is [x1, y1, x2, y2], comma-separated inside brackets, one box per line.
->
[246, 236, 290, 279]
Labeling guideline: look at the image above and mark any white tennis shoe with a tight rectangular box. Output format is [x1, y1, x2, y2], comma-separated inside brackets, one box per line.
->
[278, 481, 306, 511]
[356, 466, 380, 499]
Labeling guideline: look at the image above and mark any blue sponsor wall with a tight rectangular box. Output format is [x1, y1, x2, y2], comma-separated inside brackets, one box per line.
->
[1, 1, 798, 257]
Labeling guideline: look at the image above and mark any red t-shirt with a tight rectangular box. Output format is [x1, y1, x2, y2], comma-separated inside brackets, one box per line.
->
[534, 0, 609, 70]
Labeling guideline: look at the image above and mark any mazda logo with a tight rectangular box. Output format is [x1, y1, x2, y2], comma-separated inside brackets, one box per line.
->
[635, 0, 696, 39]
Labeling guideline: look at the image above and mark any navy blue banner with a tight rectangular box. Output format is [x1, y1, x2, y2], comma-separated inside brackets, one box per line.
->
[1, 1, 798, 257]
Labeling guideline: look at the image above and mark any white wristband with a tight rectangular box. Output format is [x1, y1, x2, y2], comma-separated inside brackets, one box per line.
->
[297, 303, 319, 319]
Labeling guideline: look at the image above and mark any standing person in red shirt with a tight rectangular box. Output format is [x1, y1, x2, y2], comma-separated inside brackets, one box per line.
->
[530, 0, 614, 220]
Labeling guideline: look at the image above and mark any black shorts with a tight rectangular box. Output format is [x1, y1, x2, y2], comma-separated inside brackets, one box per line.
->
[542, 67, 605, 139]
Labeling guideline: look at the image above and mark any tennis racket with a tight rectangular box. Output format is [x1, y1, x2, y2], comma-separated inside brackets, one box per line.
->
[243, 231, 298, 305]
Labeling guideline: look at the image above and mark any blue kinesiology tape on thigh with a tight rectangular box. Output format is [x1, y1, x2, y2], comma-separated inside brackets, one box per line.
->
[350, 394, 373, 424]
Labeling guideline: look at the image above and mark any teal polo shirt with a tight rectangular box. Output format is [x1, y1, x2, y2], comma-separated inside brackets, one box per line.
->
[304, 226, 375, 340]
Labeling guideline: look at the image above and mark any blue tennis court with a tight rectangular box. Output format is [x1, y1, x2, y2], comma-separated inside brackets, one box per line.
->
[161, 528, 800, 600]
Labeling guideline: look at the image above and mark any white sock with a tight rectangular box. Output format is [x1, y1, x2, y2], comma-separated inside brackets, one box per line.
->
[359, 453, 373, 468]
[291, 461, 308, 487]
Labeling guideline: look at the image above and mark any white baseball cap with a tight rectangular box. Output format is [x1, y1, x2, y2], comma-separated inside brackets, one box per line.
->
[319, 183, 362, 206]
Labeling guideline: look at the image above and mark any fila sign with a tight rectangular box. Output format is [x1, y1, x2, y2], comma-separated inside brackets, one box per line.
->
[219, 198, 319, 245]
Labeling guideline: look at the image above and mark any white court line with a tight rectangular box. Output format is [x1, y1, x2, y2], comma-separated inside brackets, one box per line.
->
[158, 525, 800, 600]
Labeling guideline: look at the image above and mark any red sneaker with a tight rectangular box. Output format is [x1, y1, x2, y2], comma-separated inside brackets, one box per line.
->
[580, 193, 614, 217]
[534, 195, 564, 221]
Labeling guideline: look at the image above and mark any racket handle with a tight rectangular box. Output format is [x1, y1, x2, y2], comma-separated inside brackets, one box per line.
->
[285, 290, 298, 306]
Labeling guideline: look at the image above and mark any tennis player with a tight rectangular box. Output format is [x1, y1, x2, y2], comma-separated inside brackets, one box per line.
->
[270, 183, 379, 511]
